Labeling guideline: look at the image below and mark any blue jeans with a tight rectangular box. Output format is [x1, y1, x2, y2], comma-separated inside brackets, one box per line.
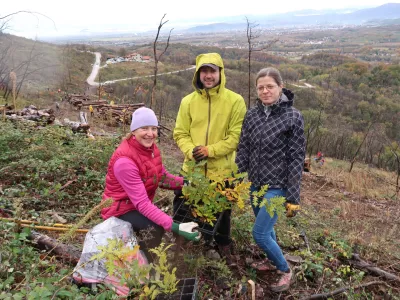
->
[250, 185, 289, 272]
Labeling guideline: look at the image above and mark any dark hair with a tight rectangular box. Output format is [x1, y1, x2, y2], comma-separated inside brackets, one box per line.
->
[255, 67, 283, 86]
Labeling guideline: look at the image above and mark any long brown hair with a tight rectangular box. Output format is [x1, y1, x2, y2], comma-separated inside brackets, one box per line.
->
[255, 67, 283, 86]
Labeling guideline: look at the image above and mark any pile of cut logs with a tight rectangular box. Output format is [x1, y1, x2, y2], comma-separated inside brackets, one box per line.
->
[65, 94, 103, 109]
[3, 105, 55, 124]
[66, 93, 145, 126]
[96, 103, 145, 125]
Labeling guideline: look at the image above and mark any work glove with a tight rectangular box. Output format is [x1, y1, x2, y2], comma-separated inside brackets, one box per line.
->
[192, 145, 209, 162]
[224, 176, 244, 189]
[172, 222, 201, 242]
[285, 203, 300, 218]
[183, 178, 190, 187]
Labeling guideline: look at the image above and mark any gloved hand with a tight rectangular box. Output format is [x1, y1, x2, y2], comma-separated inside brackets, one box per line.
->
[182, 177, 190, 187]
[192, 145, 209, 162]
[285, 203, 300, 218]
[224, 177, 244, 189]
[172, 222, 201, 242]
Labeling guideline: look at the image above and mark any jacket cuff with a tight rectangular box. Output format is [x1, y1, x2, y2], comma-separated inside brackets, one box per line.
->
[187, 149, 194, 160]
[171, 222, 179, 233]
[207, 146, 214, 158]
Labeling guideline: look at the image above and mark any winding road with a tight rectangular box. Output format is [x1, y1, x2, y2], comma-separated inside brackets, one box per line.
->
[86, 52, 195, 87]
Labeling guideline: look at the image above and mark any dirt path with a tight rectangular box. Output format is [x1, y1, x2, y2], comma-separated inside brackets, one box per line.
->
[84, 51, 196, 87]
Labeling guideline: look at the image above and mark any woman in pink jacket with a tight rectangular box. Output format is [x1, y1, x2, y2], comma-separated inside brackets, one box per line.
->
[101, 107, 199, 262]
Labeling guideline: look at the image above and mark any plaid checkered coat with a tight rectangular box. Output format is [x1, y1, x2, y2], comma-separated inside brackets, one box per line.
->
[235, 88, 305, 204]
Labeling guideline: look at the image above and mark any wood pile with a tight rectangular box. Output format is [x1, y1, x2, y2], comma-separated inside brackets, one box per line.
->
[4, 105, 55, 125]
[65, 94, 106, 109]
[62, 118, 90, 133]
[97, 103, 145, 125]
[65, 94, 144, 125]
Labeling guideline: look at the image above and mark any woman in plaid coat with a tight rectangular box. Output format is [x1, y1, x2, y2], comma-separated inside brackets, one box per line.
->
[236, 67, 306, 292]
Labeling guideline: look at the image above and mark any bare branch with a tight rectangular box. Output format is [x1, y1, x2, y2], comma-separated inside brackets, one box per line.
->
[158, 28, 173, 62]
[0, 10, 57, 32]
[150, 14, 173, 117]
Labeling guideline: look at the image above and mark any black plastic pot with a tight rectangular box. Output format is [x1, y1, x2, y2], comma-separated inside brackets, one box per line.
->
[173, 201, 223, 237]
[156, 278, 198, 300]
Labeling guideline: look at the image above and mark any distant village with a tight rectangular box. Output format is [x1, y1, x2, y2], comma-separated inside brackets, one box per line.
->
[106, 53, 152, 64]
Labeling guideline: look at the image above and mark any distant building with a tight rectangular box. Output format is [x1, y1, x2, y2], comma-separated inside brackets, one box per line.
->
[142, 56, 151, 62]
[126, 53, 142, 61]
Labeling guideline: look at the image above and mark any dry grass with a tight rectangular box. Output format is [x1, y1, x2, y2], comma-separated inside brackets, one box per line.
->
[301, 157, 400, 261]
[311, 157, 398, 200]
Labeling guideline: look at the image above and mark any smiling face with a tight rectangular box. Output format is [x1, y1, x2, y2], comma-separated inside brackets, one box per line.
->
[199, 66, 220, 89]
[133, 126, 158, 148]
[256, 76, 283, 106]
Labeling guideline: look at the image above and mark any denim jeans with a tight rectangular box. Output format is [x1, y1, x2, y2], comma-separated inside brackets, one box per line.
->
[250, 185, 289, 272]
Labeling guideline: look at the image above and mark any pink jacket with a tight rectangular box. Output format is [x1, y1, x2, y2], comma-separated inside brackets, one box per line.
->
[101, 137, 183, 231]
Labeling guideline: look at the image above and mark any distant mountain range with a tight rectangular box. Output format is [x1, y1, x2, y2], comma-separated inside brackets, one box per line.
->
[183, 3, 400, 33]
[41, 3, 400, 42]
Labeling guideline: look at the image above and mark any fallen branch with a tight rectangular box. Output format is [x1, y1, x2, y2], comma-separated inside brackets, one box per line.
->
[43, 211, 85, 217]
[30, 230, 81, 264]
[350, 254, 400, 282]
[48, 178, 77, 195]
[302, 281, 388, 300]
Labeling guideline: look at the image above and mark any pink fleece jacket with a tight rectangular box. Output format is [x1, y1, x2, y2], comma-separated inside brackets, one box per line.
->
[113, 157, 183, 231]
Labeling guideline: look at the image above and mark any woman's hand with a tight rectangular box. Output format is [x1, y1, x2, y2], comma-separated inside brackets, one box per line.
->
[285, 203, 300, 218]
[172, 222, 201, 241]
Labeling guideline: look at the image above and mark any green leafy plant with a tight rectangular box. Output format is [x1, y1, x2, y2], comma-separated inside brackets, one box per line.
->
[0, 222, 102, 299]
[251, 185, 287, 218]
[146, 243, 178, 298]
[91, 238, 152, 297]
[182, 160, 251, 224]
[91, 240, 179, 300]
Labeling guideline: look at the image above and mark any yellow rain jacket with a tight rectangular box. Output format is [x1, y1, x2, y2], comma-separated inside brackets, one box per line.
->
[173, 53, 247, 176]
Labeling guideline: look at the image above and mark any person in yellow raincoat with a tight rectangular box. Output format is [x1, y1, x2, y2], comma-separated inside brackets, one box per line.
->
[173, 52, 247, 265]
[89, 105, 94, 117]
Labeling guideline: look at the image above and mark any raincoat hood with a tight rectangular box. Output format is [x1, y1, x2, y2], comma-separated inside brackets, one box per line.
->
[193, 53, 226, 93]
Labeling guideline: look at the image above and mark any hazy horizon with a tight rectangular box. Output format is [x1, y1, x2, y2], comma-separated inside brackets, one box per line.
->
[2, 0, 400, 39]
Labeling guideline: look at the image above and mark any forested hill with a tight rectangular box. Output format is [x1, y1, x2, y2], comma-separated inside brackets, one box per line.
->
[0, 33, 93, 93]
[105, 43, 400, 173]
[1, 34, 399, 174]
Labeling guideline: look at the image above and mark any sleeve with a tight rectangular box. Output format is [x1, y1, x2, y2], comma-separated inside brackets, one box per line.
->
[113, 158, 173, 231]
[207, 97, 247, 158]
[285, 112, 306, 204]
[173, 97, 196, 160]
[235, 111, 251, 173]
[159, 165, 184, 190]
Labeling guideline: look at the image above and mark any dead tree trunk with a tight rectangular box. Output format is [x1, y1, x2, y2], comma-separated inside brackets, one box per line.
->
[150, 13, 173, 114]
[245, 16, 278, 109]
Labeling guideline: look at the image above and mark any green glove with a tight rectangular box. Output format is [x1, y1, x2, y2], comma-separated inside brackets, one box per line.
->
[172, 222, 200, 241]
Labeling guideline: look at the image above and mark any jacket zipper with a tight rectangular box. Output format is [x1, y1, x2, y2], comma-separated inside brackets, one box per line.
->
[204, 90, 211, 177]
[257, 108, 270, 185]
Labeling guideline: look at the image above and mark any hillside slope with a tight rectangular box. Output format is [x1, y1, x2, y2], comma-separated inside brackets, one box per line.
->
[0, 34, 93, 93]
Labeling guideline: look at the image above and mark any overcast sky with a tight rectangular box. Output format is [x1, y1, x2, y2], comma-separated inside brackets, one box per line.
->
[2, 0, 399, 38]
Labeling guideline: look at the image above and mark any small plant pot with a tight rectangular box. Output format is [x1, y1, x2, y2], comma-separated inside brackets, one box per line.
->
[173, 201, 223, 237]
[156, 278, 198, 300]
